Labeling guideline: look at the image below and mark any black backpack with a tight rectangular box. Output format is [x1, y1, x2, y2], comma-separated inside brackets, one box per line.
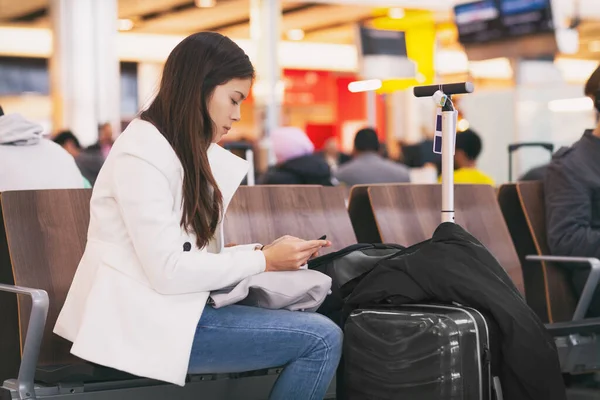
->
[308, 243, 405, 326]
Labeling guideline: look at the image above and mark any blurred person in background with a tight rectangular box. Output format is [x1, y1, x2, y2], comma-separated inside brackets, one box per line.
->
[54, 130, 105, 186]
[259, 126, 335, 185]
[450, 128, 495, 186]
[398, 111, 442, 176]
[87, 122, 115, 159]
[519, 164, 548, 181]
[0, 106, 86, 191]
[318, 137, 351, 173]
[544, 64, 600, 318]
[399, 138, 442, 176]
[335, 127, 410, 186]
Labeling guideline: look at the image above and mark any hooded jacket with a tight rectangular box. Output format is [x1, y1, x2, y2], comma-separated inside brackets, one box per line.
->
[259, 154, 335, 186]
[0, 113, 84, 191]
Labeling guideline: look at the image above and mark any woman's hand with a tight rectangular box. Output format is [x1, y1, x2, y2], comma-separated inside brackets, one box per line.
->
[262, 237, 331, 272]
[261, 235, 295, 252]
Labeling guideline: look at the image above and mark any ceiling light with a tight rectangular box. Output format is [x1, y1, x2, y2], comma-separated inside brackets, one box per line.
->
[588, 41, 600, 53]
[548, 97, 593, 113]
[195, 0, 216, 7]
[348, 79, 382, 93]
[436, 50, 469, 75]
[287, 29, 305, 41]
[388, 7, 405, 19]
[118, 19, 134, 31]
[555, 57, 599, 83]
[469, 58, 513, 79]
[457, 119, 470, 132]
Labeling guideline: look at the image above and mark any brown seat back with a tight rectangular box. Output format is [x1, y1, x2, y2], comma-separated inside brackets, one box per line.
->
[0, 186, 356, 382]
[497, 184, 549, 322]
[516, 181, 577, 322]
[224, 186, 357, 254]
[347, 185, 382, 243]
[364, 184, 525, 295]
[0, 189, 92, 380]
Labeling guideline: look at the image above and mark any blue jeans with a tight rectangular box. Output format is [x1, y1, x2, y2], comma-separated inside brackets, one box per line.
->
[188, 305, 343, 400]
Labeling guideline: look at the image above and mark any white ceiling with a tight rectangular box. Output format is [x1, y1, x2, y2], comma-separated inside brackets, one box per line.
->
[0, 0, 387, 42]
[0, 0, 599, 53]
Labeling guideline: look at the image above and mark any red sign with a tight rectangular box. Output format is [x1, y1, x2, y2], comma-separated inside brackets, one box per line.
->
[283, 69, 336, 105]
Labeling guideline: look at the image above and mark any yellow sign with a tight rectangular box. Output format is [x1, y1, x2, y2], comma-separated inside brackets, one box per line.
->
[371, 9, 436, 93]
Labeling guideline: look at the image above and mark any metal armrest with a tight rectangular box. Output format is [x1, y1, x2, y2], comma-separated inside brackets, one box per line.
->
[545, 317, 600, 337]
[0, 283, 49, 400]
[525, 255, 600, 321]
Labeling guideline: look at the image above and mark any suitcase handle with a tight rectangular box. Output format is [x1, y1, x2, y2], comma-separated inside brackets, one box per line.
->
[508, 142, 554, 153]
[508, 142, 554, 182]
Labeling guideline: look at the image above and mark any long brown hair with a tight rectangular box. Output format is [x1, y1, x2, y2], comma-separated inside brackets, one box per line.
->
[141, 32, 254, 249]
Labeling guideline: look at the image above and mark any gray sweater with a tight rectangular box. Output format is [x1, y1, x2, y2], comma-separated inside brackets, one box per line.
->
[544, 130, 600, 259]
[335, 153, 410, 186]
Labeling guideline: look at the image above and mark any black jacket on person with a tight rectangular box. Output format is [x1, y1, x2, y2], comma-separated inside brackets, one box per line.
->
[259, 154, 334, 185]
[344, 222, 566, 400]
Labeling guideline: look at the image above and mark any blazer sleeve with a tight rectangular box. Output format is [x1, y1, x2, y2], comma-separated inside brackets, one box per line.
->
[112, 152, 266, 295]
[222, 244, 262, 253]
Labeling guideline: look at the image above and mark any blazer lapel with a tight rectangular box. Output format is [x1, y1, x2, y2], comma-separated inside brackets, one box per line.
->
[207, 144, 249, 251]
[207, 143, 249, 212]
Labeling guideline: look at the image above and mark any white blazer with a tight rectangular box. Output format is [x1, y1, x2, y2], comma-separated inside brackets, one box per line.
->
[54, 119, 266, 386]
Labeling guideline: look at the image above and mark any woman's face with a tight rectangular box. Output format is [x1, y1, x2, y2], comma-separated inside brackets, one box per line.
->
[208, 78, 252, 143]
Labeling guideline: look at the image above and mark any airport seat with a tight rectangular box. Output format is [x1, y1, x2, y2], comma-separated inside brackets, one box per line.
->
[499, 182, 600, 374]
[514, 182, 599, 322]
[498, 183, 563, 322]
[347, 185, 382, 244]
[499, 183, 600, 322]
[349, 183, 525, 295]
[0, 187, 349, 400]
[0, 189, 95, 388]
[224, 185, 356, 253]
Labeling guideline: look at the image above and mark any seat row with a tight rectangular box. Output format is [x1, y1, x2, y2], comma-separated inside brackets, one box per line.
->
[0, 183, 598, 399]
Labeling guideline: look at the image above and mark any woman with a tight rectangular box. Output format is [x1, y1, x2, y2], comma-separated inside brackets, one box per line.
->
[53, 32, 342, 400]
[260, 126, 335, 185]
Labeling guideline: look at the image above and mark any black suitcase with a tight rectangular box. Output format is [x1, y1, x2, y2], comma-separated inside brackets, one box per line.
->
[344, 304, 501, 400]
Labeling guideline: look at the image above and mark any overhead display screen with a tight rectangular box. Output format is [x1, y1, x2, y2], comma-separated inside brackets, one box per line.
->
[499, 0, 554, 37]
[454, 0, 554, 45]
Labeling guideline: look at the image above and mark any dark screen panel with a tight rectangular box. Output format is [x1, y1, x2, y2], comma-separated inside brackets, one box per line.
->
[454, 0, 554, 45]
